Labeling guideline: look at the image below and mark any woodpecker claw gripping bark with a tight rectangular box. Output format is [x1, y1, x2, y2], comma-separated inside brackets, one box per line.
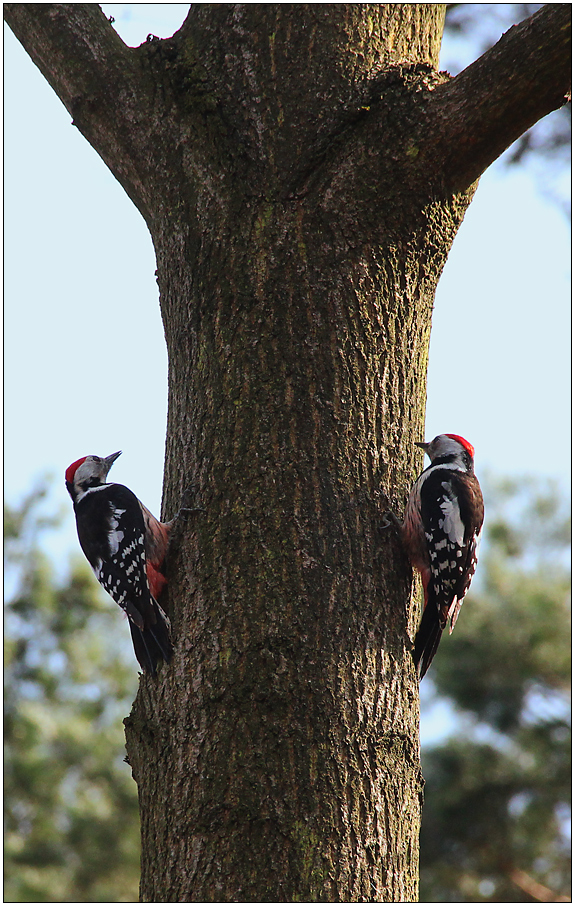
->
[400, 434, 484, 679]
[65, 451, 175, 675]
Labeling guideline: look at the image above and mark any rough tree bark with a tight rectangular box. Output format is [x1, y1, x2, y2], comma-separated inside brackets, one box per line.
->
[5, 4, 570, 902]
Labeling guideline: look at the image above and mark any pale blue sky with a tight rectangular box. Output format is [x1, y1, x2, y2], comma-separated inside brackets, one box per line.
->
[6, 4, 570, 561]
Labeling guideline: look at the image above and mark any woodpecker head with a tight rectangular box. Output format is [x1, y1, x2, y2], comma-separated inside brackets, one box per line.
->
[416, 434, 475, 470]
[65, 451, 122, 501]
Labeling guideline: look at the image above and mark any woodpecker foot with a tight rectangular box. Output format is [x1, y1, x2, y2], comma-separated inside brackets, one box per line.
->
[175, 485, 205, 520]
[179, 506, 206, 517]
[380, 510, 402, 532]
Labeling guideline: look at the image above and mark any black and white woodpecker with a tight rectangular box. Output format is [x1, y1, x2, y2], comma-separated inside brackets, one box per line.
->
[400, 433, 484, 679]
[65, 451, 175, 674]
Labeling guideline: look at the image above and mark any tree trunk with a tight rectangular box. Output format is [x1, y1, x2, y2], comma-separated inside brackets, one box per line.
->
[132, 11, 446, 900]
[4, 3, 570, 901]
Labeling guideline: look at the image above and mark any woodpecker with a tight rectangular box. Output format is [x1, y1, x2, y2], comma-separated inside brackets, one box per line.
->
[65, 451, 175, 675]
[401, 434, 484, 679]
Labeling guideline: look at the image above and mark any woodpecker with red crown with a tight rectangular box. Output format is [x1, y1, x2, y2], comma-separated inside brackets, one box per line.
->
[65, 451, 176, 674]
[400, 433, 484, 679]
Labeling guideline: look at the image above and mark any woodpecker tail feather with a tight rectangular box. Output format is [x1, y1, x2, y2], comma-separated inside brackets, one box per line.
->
[128, 604, 173, 675]
[413, 602, 443, 679]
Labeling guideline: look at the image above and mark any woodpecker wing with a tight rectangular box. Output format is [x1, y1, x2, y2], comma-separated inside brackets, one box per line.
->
[74, 484, 172, 674]
[419, 467, 483, 630]
[74, 483, 172, 672]
[74, 484, 152, 617]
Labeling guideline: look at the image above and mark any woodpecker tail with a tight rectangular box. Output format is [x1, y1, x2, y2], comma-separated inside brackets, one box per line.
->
[413, 601, 444, 679]
[128, 601, 173, 675]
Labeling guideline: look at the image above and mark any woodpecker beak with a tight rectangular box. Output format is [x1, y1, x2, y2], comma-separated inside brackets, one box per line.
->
[104, 451, 122, 476]
[415, 441, 429, 452]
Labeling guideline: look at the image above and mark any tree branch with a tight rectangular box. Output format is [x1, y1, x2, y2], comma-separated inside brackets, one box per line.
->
[432, 3, 571, 193]
[4, 4, 162, 222]
[4, 5, 135, 117]
[509, 867, 571, 903]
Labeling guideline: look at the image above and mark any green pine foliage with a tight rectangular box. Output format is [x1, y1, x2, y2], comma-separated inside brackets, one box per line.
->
[419, 477, 571, 902]
[4, 483, 141, 903]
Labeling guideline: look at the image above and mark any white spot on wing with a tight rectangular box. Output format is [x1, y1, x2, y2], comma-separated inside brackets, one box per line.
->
[439, 485, 465, 545]
[108, 506, 126, 555]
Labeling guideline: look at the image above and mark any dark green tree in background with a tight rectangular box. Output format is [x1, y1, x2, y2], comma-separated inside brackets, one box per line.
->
[419, 478, 571, 902]
[4, 476, 569, 902]
[4, 485, 140, 903]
